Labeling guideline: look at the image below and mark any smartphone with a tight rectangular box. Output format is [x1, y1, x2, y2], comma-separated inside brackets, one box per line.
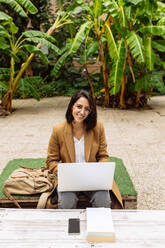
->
[68, 218, 80, 235]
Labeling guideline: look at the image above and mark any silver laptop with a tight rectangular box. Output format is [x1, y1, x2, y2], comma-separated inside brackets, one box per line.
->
[58, 162, 115, 192]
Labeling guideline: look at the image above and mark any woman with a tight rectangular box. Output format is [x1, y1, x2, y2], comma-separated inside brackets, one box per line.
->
[46, 90, 122, 208]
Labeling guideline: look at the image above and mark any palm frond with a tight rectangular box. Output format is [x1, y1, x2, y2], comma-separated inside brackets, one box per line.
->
[126, 31, 144, 64]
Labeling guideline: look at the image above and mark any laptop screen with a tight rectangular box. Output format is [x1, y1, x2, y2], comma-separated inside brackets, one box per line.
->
[58, 162, 115, 192]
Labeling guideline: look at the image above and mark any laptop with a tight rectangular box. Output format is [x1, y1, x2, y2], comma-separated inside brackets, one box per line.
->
[57, 162, 115, 192]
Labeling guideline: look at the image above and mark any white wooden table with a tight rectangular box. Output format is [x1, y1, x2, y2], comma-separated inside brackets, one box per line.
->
[0, 208, 165, 248]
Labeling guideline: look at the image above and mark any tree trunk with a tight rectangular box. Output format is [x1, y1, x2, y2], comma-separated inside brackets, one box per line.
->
[1, 91, 13, 112]
[99, 41, 110, 106]
[120, 74, 126, 108]
[84, 64, 95, 97]
[136, 88, 142, 107]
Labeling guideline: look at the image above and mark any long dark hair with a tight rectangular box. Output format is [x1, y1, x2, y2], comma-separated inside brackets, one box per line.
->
[65, 90, 97, 131]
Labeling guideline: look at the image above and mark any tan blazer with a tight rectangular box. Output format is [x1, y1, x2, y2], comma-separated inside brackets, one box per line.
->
[46, 121, 123, 207]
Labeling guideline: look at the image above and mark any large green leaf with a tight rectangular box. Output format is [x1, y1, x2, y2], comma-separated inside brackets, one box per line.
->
[23, 30, 56, 43]
[0, 11, 12, 21]
[125, 6, 131, 19]
[68, 6, 85, 16]
[16, 0, 37, 14]
[0, 0, 37, 17]
[152, 40, 165, 53]
[68, 0, 93, 16]
[86, 41, 99, 58]
[93, 0, 103, 18]
[144, 37, 154, 71]
[109, 39, 126, 95]
[69, 21, 93, 54]
[51, 52, 69, 76]
[126, 0, 142, 5]
[104, 0, 119, 18]
[7, 49, 20, 63]
[25, 37, 61, 55]
[145, 0, 157, 17]
[0, 0, 27, 18]
[126, 31, 144, 64]
[140, 25, 165, 38]
[23, 45, 49, 64]
[119, 6, 126, 27]
[105, 23, 118, 61]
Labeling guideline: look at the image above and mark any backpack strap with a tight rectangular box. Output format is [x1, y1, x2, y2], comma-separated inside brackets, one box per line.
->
[3, 187, 21, 208]
[37, 180, 58, 209]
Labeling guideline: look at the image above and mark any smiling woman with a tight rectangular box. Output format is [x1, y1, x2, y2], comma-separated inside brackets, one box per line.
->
[46, 90, 122, 209]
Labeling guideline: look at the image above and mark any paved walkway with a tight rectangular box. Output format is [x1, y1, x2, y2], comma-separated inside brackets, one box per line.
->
[0, 96, 165, 209]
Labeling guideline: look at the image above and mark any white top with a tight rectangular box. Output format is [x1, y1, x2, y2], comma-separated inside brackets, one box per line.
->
[73, 136, 85, 163]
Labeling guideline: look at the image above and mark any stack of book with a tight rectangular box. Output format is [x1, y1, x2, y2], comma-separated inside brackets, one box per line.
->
[86, 208, 115, 242]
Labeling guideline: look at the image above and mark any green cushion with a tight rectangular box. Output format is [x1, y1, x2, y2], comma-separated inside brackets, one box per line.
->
[0, 157, 137, 199]
[110, 157, 137, 196]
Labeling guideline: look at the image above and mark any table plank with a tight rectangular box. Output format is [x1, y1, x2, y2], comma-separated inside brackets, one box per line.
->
[0, 209, 165, 248]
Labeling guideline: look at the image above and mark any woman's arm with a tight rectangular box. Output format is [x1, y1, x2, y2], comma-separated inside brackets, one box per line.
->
[96, 122, 109, 162]
[46, 127, 61, 175]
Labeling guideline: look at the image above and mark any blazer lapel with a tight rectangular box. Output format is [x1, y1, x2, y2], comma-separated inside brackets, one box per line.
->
[63, 122, 75, 162]
[84, 129, 93, 162]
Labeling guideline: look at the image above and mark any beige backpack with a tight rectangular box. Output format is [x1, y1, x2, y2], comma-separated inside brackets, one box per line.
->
[3, 166, 57, 208]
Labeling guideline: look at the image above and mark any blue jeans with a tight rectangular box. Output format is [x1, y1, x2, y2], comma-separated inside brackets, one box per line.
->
[58, 190, 111, 209]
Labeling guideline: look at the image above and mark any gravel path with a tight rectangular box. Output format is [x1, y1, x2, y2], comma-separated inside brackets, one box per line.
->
[0, 96, 165, 209]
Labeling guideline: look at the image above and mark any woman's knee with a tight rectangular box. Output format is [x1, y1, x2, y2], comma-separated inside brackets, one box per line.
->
[91, 190, 111, 208]
[58, 192, 78, 209]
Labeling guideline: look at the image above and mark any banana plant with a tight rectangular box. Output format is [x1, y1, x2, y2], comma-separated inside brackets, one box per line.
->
[52, 0, 165, 108]
[0, 10, 73, 112]
[51, 0, 114, 106]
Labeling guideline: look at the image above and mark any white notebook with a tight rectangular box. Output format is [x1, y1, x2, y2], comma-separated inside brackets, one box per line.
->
[86, 208, 115, 242]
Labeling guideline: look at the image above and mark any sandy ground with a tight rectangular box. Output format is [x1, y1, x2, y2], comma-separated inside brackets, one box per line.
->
[0, 96, 165, 209]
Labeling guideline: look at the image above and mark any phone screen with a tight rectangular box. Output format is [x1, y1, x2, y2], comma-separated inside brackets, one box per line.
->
[68, 218, 80, 235]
